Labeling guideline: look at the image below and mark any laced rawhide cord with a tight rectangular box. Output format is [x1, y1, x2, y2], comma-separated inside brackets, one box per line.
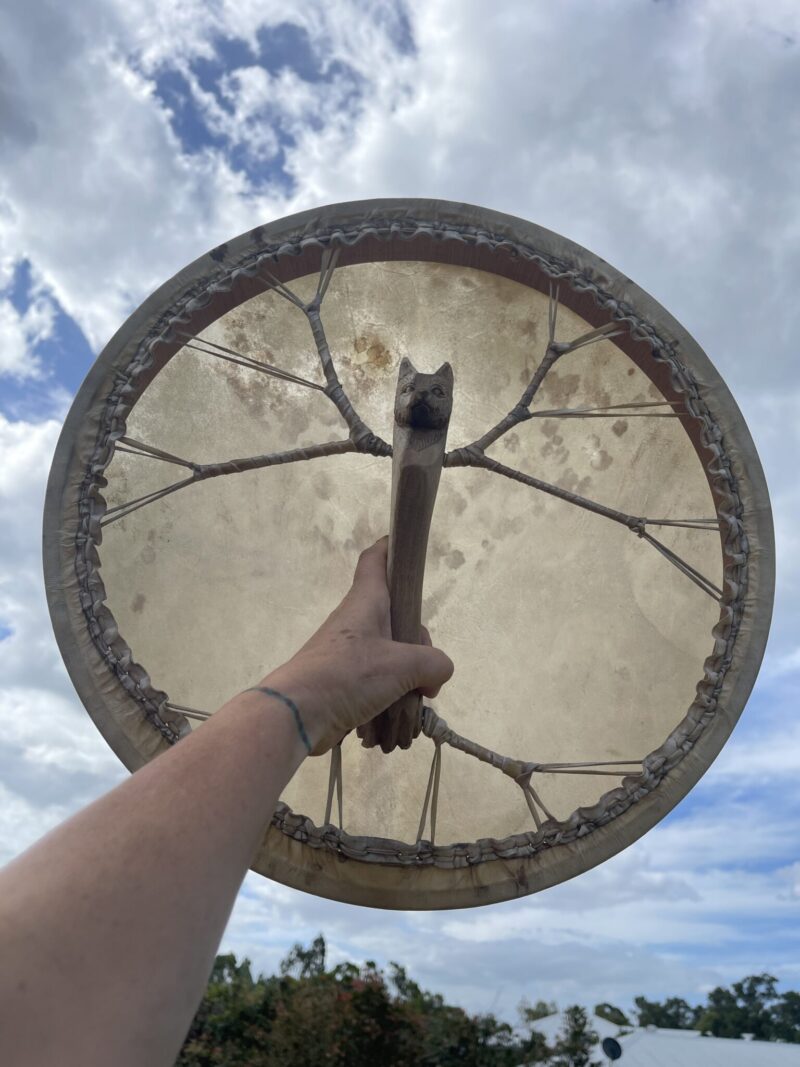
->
[324, 742, 344, 829]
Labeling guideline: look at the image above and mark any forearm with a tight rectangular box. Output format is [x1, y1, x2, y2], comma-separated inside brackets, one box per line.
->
[0, 537, 454, 1067]
[0, 682, 306, 1067]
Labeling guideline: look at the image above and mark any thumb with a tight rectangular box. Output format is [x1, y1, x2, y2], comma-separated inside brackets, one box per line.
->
[391, 641, 454, 700]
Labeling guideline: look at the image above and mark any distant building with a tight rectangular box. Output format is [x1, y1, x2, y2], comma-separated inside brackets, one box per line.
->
[530, 1009, 800, 1064]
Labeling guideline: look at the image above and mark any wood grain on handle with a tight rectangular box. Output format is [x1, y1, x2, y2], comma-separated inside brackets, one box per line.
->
[357, 367, 451, 752]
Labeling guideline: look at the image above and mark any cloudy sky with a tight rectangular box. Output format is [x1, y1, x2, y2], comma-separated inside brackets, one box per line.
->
[2, 0, 799, 1021]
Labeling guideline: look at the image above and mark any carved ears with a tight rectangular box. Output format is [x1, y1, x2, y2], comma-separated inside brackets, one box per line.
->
[397, 357, 452, 380]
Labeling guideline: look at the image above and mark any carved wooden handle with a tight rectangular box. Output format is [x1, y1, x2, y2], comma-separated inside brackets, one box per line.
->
[358, 448, 445, 751]
[357, 371, 451, 752]
[386, 458, 438, 749]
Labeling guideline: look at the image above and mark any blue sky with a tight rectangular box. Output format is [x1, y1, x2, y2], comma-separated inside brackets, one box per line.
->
[1, 0, 799, 1019]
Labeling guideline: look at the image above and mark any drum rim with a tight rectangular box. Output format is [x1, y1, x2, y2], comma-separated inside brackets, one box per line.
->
[43, 198, 774, 908]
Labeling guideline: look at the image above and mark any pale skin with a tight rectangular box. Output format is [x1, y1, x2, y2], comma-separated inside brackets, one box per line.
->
[0, 536, 453, 1067]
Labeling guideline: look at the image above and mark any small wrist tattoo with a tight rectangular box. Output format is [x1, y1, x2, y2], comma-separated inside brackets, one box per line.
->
[243, 687, 312, 754]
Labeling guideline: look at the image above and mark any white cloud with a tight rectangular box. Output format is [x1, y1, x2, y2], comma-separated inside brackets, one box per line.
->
[0, 410, 58, 495]
[0, 1, 414, 353]
[770, 647, 800, 678]
[0, 686, 121, 781]
[0, 414, 65, 690]
[0, 783, 70, 869]
[0, 5, 282, 351]
[712, 721, 800, 779]
[0, 294, 54, 379]
[0, 412, 126, 864]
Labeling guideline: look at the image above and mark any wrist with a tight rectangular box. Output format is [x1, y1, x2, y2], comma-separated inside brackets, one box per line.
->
[255, 664, 322, 755]
[244, 683, 312, 756]
[216, 684, 308, 773]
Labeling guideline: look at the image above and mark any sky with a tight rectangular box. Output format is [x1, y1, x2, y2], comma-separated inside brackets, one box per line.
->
[1, 0, 799, 1023]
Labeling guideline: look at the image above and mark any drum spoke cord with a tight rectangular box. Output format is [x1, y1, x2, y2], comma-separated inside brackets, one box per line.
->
[324, 742, 344, 829]
[100, 440, 358, 526]
[260, 246, 393, 456]
[102, 273, 722, 605]
[102, 249, 392, 527]
[165, 701, 644, 843]
[416, 740, 443, 844]
[445, 285, 624, 461]
[101, 476, 197, 525]
[176, 333, 325, 392]
[418, 707, 643, 838]
[113, 437, 196, 468]
[450, 451, 723, 600]
[528, 401, 681, 419]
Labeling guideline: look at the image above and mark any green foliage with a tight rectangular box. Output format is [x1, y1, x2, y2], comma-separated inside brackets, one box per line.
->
[517, 1026, 551, 1065]
[635, 974, 800, 1043]
[520, 998, 558, 1023]
[516, 1000, 556, 1064]
[549, 1006, 600, 1067]
[773, 991, 800, 1043]
[279, 933, 327, 979]
[179, 954, 275, 1066]
[593, 1002, 630, 1027]
[634, 994, 701, 1030]
[695, 974, 779, 1040]
[177, 948, 800, 1066]
[177, 938, 521, 1067]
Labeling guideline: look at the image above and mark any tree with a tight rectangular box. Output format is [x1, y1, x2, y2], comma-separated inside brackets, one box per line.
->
[179, 953, 276, 1066]
[268, 951, 421, 1066]
[696, 974, 778, 1040]
[634, 995, 700, 1029]
[549, 1006, 600, 1067]
[519, 998, 557, 1023]
[390, 962, 518, 1066]
[632, 974, 800, 1043]
[177, 939, 524, 1066]
[594, 1002, 630, 1027]
[517, 1026, 551, 1065]
[772, 991, 800, 1044]
[517, 1000, 555, 1065]
[176, 948, 800, 1065]
[279, 933, 327, 979]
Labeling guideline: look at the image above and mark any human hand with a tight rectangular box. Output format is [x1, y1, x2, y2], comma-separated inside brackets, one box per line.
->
[259, 536, 453, 755]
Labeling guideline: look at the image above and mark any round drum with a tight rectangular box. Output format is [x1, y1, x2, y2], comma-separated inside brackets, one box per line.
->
[43, 200, 774, 909]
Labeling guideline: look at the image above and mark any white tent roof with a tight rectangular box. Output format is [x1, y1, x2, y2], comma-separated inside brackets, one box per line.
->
[616, 1027, 800, 1066]
[529, 1011, 800, 1065]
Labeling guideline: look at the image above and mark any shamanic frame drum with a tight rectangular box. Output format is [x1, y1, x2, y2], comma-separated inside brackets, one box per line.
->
[44, 200, 774, 909]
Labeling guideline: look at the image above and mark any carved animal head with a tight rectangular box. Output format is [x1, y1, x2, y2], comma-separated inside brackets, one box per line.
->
[394, 357, 454, 430]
